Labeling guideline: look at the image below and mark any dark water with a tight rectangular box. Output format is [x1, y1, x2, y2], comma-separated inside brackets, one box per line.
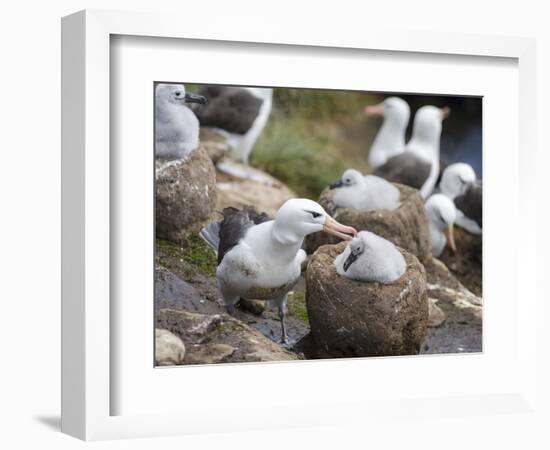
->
[392, 94, 483, 177]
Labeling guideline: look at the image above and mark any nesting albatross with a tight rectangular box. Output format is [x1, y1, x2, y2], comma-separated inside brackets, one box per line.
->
[364, 97, 410, 169]
[439, 163, 482, 234]
[335, 231, 406, 283]
[193, 86, 273, 167]
[425, 193, 457, 257]
[200, 199, 357, 344]
[329, 168, 400, 211]
[155, 83, 208, 160]
[373, 105, 450, 199]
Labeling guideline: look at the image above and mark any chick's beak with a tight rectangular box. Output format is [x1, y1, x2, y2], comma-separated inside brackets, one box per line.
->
[323, 216, 357, 241]
[329, 180, 343, 190]
[184, 92, 208, 104]
[363, 102, 384, 117]
[444, 223, 456, 253]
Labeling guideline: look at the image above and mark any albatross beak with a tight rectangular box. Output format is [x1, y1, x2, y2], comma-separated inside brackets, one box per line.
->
[444, 223, 456, 253]
[329, 180, 344, 190]
[441, 106, 451, 120]
[343, 252, 358, 272]
[185, 92, 208, 104]
[363, 102, 384, 117]
[323, 216, 357, 241]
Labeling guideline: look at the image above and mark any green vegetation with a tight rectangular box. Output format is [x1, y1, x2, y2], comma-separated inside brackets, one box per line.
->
[156, 236, 217, 278]
[252, 88, 381, 198]
[187, 83, 382, 198]
[287, 291, 308, 322]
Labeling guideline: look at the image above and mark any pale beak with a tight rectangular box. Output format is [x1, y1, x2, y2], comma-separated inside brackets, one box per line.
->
[441, 107, 451, 120]
[323, 216, 357, 241]
[444, 223, 456, 253]
[364, 102, 384, 117]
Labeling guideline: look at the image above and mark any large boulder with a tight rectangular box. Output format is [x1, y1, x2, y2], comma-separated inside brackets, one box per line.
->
[156, 145, 217, 243]
[215, 158, 296, 218]
[438, 226, 482, 296]
[155, 328, 186, 366]
[156, 308, 301, 364]
[305, 184, 432, 263]
[305, 241, 429, 358]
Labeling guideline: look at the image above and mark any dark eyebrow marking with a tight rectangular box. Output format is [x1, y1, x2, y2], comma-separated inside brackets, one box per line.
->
[305, 210, 322, 218]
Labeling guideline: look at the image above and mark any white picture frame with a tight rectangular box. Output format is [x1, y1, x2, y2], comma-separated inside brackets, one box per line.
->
[61, 9, 537, 441]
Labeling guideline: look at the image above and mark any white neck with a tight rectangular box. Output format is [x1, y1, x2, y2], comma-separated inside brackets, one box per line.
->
[407, 132, 440, 161]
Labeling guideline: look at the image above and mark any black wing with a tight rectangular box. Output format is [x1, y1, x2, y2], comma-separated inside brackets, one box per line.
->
[217, 206, 270, 264]
[372, 152, 432, 190]
[454, 180, 482, 228]
[193, 87, 263, 135]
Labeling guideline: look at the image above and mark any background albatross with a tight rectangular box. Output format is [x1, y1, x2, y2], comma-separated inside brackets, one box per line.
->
[193, 86, 273, 168]
[200, 199, 357, 344]
[373, 105, 449, 199]
[155, 83, 208, 160]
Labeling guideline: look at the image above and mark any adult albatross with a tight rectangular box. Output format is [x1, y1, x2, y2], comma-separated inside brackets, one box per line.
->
[200, 199, 357, 344]
[439, 162, 482, 234]
[155, 83, 207, 160]
[373, 105, 450, 199]
[193, 86, 273, 167]
[364, 97, 410, 169]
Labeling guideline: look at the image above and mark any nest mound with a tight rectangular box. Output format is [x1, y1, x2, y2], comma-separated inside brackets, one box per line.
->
[155, 145, 217, 243]
[305, 241, 429, 357]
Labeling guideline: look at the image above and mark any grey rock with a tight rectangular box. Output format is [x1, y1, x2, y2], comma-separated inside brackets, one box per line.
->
[421, 257, 482, 354]
[155, 265, 223, 314]
[305, 241, 429, 358]
[428, 298, 446, 328]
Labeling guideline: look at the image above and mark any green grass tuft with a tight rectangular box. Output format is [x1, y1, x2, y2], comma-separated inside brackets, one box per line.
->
[156, 236, 217, 278]
[287, 291, 309, 322]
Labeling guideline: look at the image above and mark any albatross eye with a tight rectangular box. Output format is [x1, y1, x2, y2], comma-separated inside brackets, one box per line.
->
[306, 210, 322, 219]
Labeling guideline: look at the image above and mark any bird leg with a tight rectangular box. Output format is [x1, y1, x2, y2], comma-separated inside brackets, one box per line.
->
[223, 295, 239, 316]
[272, 294, 289, 346]
[278, 304, 289, 346]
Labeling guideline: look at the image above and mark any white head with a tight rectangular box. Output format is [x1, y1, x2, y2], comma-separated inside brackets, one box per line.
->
[155, 83, 208, 106]
[411, 105, 450, 143]
[364, 97, 410, 128]
[439, 163, 476, 199]
[272, 198, 357, 245]
[425, 194, 457, 252]
[329, 169, 364, 190]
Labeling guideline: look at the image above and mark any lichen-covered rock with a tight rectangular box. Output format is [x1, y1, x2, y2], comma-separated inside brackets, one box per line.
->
[156, 145, 217, 243]
[155, 328, 186, 366]
[438, 226, 482, 296]
[305, 241, 429, 358]
[156, 308, 301, 364]
[215, 158, 296, 218]
[305, 184, 431, 263]
[421, 257, 482, 354]
[428, 298, 446, 327]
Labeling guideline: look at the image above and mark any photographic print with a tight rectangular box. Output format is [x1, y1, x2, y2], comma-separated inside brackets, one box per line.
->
[154, 83, 482, 366]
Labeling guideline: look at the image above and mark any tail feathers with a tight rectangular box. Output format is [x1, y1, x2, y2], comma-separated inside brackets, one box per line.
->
[199, 222, 221, 254]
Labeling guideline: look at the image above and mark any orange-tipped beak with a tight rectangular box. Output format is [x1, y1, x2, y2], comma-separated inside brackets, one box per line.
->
[363, 103, 384, 117]
[323, 216, 358, 241]
[441, 107, 451, 120]
[444, 223, 456, 253]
